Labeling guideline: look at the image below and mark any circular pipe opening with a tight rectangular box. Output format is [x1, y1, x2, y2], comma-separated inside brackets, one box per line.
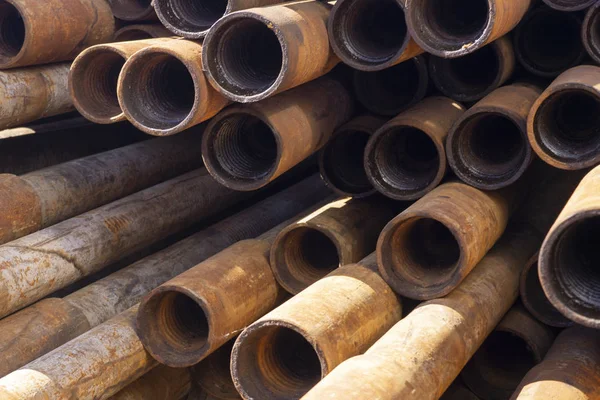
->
[110, 0, 153, 20]
[583, 5, 600, 63]
[233, 325, 323, 399]
[155, 0, 227, 35]
[544, 0, 595, 11]
[533, 89, 600, 166]
[120, 53, 196, 131]
[0, 2, 24, 64]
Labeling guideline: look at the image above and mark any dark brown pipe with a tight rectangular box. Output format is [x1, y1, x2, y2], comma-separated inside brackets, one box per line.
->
[108, 0, 157, 21]
[202, 76, 354, 191]
[114, 24, 172, 41]
[191, 340, 240, 399]
[319, 115, 387, 198]
[429, 36, 515, 103]
[364, 97, 466, 200]
[582, 3, 600, 65]
[110, 365, 191, 400]
[441, 381, 481, 400]
[353, 55, 429, 116]
[328, 0, 423, 71]
[514, 6, 585, 78]
[543, 0, 595, 11]
[447, 84, 541, 190]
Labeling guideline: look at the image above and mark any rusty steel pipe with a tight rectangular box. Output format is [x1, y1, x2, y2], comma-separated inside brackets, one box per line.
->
[0, 0, 114, 69]
[447, 84, 541, 190]
[202, 76, 354, 191]
[583, 3, 600, 64]
[114, 24, 172, 41]
[231, 254, 402, 399]
[429, 36, 516, 103]
[270, 197, 402, 294]
[528, 65, 600, 170]
[511, 326, 600, 400]
[108, 0, 157, 21]
[461, 305, 556, 400]
[191, 340, 240, 399]
[542, 0, 595, 11]
[328, 0, 423, 71]
[202, 0, 338, 103]
[109, 366, 191, 400]
[514, 6, 585, 78]
[364, 97, 466, 201]
[302, 169, 583, 400]
[118, 39, 230, 136]
[0, 176, 329, 377]
[319, 115, 387, 198]
[353, 55, 429, 117]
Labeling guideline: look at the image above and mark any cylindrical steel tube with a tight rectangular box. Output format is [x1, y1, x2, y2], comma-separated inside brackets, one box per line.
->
[405, 0, 530, 58]
[319, 115, 387, 198]
[202, 0, 339, 103]
[429, 36, 515, 103]
[364, 97, 466, 201]
[191, 339, 240, 399]
[353, 55, 429, 116]
[113, 24, 172, 41]
[270, 197, 402, 294]
[542, 0, 595, 11]
[118, 39, 230, 136]
[514, 6, 585, 78]
[447, 84, 541, 190]
[202, 76, 354, 191]
[0, 0, 114, 69]
[328, 0, 423, 71]
[231, 254, 402, 399]
[461, 305, 555, 400]
[108, 0, 157, 21]
[583, 3, 600, 65]
[511, 326, 600, 400]
[109, 366, 191, 400]
[527, 65, 600, 170]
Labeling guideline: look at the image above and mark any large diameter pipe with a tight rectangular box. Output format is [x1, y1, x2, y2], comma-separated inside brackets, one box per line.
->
[461, 305, 556, 400]
[364, 97, 466, 200]
[202, 76, 354, 191]
[583, 3, 600, 65]
[109, 365, 191, 400]
[118, 39, 230, 136]
[191, 339, 240, 399]
[429, 36, 515, 103]
[0, 176, 329, 377]
[202, 0, 339, 103]
[270, 197, 402, 294]
[108, 0, 157, 21]
[527, 65, 600, 170]
[0, 0, 114, 69]
[447, 84, 542, 190]
[542, 0, 595, 12]
[114, 24, 172, 41]
[511, 326, 600, 400]
[302, 169, 584, 400]
[231, 254, 402, 399]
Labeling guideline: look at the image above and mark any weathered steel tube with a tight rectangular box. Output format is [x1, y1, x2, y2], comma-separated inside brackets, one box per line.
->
[510, 326, 600, 400]
[302, 169, 583, 400]
[542, 0, 595, 11]
[231, 254, 402, 399]
[319, 115, 387, 198]
[109, 366, 191, 400]
[429, 36, 515, 103]
[0, 176, 329, 377]
[461, 305, 556, 400]
[327, 0, 423, 71]
[202, 76, 354, 191]
[202, 0, 339, 103]
[191, 340, 240, 399]
[364, 97, 466, 200]
[527, 65, 600, 170]
[114, 24, 172, 41]
[108, 0, 157, 21]
[118, 39, 230, 136]
[270, 197, 401, 294]
[405, 0, 530, 58]
[447, 84, 541, 190]
[353, 55, 429, 117]
[514, 6, 585, 78]
[584, 4, 600, 65]
[0, 0, 114, 69]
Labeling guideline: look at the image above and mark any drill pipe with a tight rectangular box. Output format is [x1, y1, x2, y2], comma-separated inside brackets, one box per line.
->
[114, 24, 172, 41]
[191, 340, 240, 399]
[447, 84, 542, 190]
[302, 169, 583, 400]
[0, 176, 329, 377]
[405, 0, 531, 58]
[527, 65, 600, 170]
[514, 5, 585, 78]
[364, 96, 466, 201]
[0, 0, 114, 69]
[429, 36, 516, 103]
[0, 168, 247, 319]
[461, 305, 556, 400]
[231, 254, 402, 399]
[377, 181, 518, 299]
[542, 0, 595, 11]
[202, 0, 339, 103]
[109, 366, 191, 400]
[118, 39, 230, 136]
[202, 76, 354, 191]
[270, 196, 402, 294]
[510, 326, 600, 400]
[70, 38, 172, 124]
[108, 0, 157, 21]
[319, 115, 387, 198]
[327, 0, 423, 71]
[583, 3, 600, 64]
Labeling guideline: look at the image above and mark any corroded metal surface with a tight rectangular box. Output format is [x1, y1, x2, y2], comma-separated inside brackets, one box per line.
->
[108, 0, 157, 21]
[114, 24, 172, 41]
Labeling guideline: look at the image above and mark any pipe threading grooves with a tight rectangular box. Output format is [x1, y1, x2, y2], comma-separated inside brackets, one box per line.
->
[0, 2, 24, 63]
[155, 0, 226, 37]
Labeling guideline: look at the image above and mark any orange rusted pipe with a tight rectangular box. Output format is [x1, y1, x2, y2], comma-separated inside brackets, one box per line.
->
[191, 339, 241, 399]
[109, 365, 191, 400]
[108, 0, 157, 21]
[113, 24, 172, 41]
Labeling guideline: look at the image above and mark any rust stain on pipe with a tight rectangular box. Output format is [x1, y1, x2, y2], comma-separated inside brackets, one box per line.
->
[113, 24, 172, 41]
[109, 365, 191, 400]
[191, 339, 240, 399]
[108, 0, 157, 21]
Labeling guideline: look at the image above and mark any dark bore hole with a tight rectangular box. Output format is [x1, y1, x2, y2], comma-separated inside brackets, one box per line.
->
[0, 2, 24, 60]
[322, 130, 372, 195]
[420, 0, 488, 46]
[159, 0, 227, 32]
[283, 227, 340, 283]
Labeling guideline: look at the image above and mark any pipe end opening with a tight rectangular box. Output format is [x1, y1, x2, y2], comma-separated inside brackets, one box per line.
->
[0, 2, 24, 63]
[155, 0, 227, 35]
[110, 0, 153, 20]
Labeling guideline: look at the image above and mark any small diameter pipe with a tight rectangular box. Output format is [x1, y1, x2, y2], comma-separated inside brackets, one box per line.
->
[109, 365, 191, 400]
[113, 24, 172, 41]
[108, 0, 158, 21]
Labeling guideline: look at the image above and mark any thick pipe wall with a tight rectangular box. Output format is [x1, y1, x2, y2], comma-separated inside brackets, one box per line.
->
[542, 0, 595, 11]
[583, 3, 600, 65]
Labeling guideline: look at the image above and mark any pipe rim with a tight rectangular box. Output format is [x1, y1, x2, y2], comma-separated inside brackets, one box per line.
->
[113, 25, 162, 41]
[154, 0, 229, 39]
[0, 0, 28, 69]
[109, 0, 156, 21]
[582, 3, 600, 65]
[542, 0, 596, 11]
